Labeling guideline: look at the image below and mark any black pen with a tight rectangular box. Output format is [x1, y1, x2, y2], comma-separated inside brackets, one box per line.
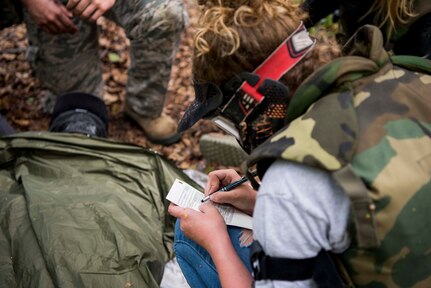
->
[201, 170, 258, 203]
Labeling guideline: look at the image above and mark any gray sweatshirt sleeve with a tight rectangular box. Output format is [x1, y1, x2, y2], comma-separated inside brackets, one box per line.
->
[253, 160, 351, 288]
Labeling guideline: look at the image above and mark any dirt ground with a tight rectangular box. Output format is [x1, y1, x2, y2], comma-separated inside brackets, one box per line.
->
[0, 2, 233, 173]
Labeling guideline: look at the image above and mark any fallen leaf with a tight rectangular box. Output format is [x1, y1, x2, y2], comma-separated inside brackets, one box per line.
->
[1, 53, 16, 61]
[13, 119, 30, 127]
[108, 52, 121, 63]
[112, 68, 127, 85]
[103, 92, 119, 105]
[26, 97, 35, 105]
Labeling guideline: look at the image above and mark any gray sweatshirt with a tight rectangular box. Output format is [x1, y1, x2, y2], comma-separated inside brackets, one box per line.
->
[254, 160, 351, 287]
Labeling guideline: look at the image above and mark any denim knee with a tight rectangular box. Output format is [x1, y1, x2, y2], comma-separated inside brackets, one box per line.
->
[174, 219, 221, 288]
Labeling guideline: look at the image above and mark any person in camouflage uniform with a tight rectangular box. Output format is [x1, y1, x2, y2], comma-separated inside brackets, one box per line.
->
[167, 0, 431, 287]
[4, 0, 186, 145]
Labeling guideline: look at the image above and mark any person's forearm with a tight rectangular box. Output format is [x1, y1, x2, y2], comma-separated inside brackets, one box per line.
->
[208, 235, 253, 288]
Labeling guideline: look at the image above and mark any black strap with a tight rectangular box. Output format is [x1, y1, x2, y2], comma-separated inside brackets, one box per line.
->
[251, 241, 314, 281]
[250, 241, 345, 287]
[313, 249, 346, 288]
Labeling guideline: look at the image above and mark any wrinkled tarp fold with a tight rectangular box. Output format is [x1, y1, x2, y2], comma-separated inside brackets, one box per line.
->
[0, 132, 198, 287]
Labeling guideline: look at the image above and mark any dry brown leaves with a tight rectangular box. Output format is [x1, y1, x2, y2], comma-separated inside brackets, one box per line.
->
[0, 1, 236, 173]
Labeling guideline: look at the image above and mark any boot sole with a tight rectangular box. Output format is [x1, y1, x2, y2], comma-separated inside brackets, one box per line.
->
[199, 134, 248, 166]
[149, 132, 181, 145]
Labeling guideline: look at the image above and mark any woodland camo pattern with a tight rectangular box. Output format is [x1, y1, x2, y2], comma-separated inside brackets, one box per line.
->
[247, 26, 431, 287]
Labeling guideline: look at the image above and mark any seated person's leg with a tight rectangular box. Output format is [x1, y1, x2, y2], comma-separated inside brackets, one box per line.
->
[174, 219, 252, 288]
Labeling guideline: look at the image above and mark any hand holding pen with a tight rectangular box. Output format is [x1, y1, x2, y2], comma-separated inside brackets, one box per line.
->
[201, 170, 257, 202]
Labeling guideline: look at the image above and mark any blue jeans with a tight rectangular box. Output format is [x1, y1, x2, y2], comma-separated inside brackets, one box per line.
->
[174, 220, 252, 288]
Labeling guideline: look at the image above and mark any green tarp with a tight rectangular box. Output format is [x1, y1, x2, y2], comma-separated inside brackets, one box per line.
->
[0, 132, 197, 287]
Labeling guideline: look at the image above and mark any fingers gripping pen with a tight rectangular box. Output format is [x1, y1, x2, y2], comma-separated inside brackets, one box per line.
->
[201, 170, 258, 203]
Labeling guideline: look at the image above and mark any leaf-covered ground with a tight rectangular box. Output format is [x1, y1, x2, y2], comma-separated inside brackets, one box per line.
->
[0, 2, 232, 173]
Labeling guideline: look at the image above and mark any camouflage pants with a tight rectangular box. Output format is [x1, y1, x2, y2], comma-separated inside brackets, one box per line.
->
[24, 0, 186, 118]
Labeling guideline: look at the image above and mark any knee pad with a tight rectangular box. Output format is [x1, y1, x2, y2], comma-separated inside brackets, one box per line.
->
[49, 92, 109, 138]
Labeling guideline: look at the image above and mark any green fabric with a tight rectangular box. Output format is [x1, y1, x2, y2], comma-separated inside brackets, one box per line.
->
[247, 26, 431, 287]
[0, 132, 198, 287]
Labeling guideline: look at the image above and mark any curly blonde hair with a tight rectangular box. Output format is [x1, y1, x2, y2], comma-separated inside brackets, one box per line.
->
[192, 0, 341, 94]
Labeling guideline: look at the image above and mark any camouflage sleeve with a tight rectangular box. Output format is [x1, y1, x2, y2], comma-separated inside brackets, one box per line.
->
[247, 90, 359, 174]
[0, 0, 24, 30]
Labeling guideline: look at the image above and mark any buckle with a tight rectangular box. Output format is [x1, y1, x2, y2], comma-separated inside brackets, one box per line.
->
[250, 240, 266, 280]
[249, 240, 320, 282]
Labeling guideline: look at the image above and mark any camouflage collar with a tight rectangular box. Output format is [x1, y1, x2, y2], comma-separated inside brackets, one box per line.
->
[286, 25, 389, 124]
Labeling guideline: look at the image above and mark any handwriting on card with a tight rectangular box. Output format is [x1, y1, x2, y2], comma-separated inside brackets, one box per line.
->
[167, 179, 253, 230]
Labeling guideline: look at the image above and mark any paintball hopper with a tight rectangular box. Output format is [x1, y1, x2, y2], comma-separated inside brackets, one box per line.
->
[49, 92, 109, 138]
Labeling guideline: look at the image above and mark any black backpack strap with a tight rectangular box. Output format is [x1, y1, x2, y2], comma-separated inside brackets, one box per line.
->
[250, 241, 345, 287]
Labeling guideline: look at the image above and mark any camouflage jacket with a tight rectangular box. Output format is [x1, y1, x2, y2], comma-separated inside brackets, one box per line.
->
[0, 0, 23, 29]
[247, 25, 431, 287]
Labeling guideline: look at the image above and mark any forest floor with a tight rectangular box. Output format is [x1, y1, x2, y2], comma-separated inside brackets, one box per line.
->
[0, 1, 232, 174]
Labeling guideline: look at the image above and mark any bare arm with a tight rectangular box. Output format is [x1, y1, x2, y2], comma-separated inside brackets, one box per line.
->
[207, 231, 253, 288]
[168, 203, 253, 287]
